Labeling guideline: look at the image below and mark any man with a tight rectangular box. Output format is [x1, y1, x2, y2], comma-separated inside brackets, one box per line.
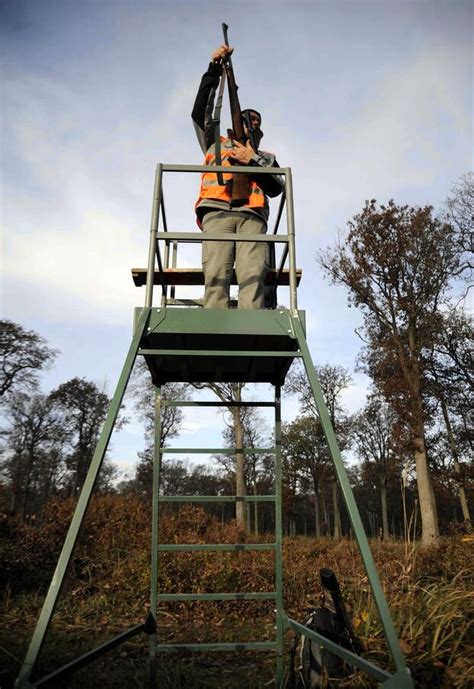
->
[192, 45, 282, 309]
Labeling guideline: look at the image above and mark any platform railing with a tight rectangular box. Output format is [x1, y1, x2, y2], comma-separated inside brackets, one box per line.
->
[144, 163, 297, 311]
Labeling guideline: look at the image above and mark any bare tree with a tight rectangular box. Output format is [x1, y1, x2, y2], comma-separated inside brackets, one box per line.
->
[320, 200, 465, 544]
[425, 308, 473, 530]
[128, 360, 189, 497]
[222, 405, 273, 534]
[353, 395, 407, 539]
[286, 363, 352, 538]
[0, 320, 57, 398]
[49, 378, 112, 496]
[0, 393, 65, 519]
[191, 382, 247, 528]
[443, 172, 473, 285]
[282, 415, 333, 537]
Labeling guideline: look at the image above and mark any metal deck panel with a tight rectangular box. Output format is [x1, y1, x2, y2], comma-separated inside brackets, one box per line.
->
[134, 308, 305, 385]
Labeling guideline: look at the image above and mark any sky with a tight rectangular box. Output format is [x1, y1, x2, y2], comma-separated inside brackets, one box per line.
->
[1, 0, 472, 479]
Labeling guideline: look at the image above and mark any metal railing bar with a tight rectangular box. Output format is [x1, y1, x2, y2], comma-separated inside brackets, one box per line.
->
[159, 447, 275, 455]
[276, 245, 289, 283]
[155, 241, 166, 302]
[162, 401, 276, 408]
[285, 168, 298, 311]
[138, 349, 301, 358]
[161, 163, 288, 175]
[170, 240, 177, 300]
[155, 232, 288, 243]
[156, 592, 276, 602]
[161, 198, 170, 307]
[272, 191, 286, 236]
[145, 164, 162, 308]
[160, 194, 168, 235]
[158, 495, 276, 503]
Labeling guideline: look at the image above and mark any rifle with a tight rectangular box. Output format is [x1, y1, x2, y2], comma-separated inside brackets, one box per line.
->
[284, 568, 364, 689]
[221, 22, 252, 206]
[320, 568, 364, 655]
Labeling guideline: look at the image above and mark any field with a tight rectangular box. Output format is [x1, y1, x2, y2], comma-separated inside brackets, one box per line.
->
[1, 496, 473, 688]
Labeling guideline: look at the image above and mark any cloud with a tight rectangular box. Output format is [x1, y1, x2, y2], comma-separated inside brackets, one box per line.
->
[4, 209, 143, 322]
[2, 68, 206, 322]
[181, 421, 202, 434]
[340, 376, 370, 415]
[285, 42, 471, 236]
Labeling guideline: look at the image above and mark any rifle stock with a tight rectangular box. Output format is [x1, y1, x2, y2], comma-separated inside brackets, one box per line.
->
[222, 23, 251, 206]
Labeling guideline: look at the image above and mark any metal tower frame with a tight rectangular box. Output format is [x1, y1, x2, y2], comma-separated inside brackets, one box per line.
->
[15, 163, 414, 689]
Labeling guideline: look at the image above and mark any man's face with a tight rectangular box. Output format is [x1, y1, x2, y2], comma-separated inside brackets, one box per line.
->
[243, 110, 263, 146]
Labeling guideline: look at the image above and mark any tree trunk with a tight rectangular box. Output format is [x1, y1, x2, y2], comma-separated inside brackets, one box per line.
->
[380, 474, 390, 540]
[22, 448, 35, 521]
[314, 491, 321, 537]
[253, 474, 259, 536]
[232, 407, 246, 529]
[9, 454, 24, 515]
[322, 494, 330, 536]
[413, 418, 439, 545]
[312, 475, 321, 537]
[440, 397, 471, 530]
[332, 482, 341, 539]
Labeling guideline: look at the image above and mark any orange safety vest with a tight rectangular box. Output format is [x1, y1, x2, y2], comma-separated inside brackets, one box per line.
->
[195, 137, 267, 212]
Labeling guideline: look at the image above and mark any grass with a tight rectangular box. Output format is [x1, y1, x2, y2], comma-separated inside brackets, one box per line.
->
[1, 501, 473, 688]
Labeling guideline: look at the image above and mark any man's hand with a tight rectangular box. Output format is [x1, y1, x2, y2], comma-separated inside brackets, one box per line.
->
[229, 140, 254, 165]
[212, 45, 233, 63]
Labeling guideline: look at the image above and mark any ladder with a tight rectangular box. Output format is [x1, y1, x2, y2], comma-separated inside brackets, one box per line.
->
[15, 162, 414, 689]
[148, 382, 285, 684]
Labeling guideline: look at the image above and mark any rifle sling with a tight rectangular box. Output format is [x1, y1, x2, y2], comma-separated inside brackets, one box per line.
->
[212, 69, 226, 186]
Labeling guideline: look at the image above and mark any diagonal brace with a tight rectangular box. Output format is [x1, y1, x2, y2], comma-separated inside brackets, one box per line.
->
[15, 308, 151, 689]
[290, 314, 413, 686]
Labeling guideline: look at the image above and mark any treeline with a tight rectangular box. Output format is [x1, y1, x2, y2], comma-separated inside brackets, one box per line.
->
[0, 174, 472, 543]
[0, 321, 119, 521]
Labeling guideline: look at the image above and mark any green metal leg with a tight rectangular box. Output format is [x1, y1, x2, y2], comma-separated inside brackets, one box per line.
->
[382, 670, 416, 688]
[274, 387, 284, 688]
[148, 386, 163, 688]
[15, 308, 151, 689]
[290, 314, 413, 687]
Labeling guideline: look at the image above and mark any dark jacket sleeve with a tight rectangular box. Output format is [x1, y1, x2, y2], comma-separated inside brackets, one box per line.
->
[192, 61, 223, 154]
[248, 156, 283, 198]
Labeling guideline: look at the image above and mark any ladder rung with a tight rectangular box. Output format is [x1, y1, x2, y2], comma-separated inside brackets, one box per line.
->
[162, 401, 277, 408]
[139, 349, 301, 358]
[157, 543, 276, 552]
[156, 231, 287, 243]
[131, 267, 301, 287]
[159, 495, 276, 503]
[160, 447, 275, 455]
[155, 641, 278, 653]
[157, 592, 276, 602]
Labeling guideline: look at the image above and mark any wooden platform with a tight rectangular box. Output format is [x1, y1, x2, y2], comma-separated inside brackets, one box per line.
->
[134, 308, 305, 386]
[131, 268, 302, 287]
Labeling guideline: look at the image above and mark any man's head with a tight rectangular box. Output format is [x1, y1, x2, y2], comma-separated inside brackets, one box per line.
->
[242, 109, 263, 147]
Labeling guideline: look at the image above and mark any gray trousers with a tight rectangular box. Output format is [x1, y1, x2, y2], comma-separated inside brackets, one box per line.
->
[201, 210, 269, 309]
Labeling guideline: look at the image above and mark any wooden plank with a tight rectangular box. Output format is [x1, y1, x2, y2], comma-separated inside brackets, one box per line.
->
[131, 268, 302, 287]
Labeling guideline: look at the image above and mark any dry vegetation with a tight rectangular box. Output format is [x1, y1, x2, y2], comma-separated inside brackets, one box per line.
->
[1, 496, 473, 688]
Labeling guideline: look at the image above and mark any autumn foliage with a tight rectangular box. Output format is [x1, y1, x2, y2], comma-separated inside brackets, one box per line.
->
[1, 495, 473, 688]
